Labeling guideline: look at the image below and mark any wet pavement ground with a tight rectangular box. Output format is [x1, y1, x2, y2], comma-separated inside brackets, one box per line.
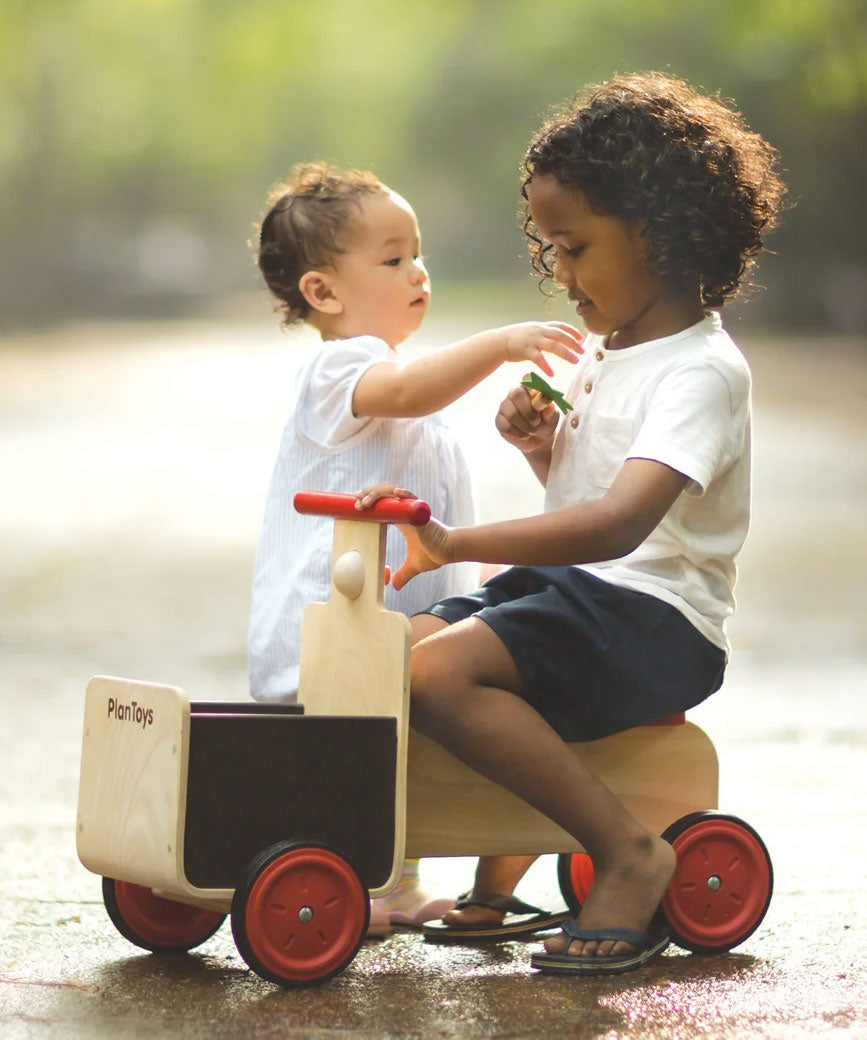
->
[1, 318, 866, 1038]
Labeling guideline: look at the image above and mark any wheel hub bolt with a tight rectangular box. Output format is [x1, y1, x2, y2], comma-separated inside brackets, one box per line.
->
[298, 906, 314, 923]
[707, 875, 722, 892]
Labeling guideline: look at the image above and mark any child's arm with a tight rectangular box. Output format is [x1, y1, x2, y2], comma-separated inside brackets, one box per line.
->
[351, 322, 582, 419]
[356, 458, 689, 590]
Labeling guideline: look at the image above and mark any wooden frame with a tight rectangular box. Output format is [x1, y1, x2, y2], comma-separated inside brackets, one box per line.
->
[77, 676, 232, 911]
[77, 491, 719, 915]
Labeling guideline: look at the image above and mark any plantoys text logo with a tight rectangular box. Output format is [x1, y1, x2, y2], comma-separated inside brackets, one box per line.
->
[107, 696, 154, 731]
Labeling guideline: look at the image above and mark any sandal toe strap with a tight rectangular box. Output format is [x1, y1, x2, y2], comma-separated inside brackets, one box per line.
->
[453, 889, 543, 916]
[560, 920, 647, 946]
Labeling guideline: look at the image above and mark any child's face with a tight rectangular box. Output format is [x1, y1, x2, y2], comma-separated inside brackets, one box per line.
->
[327, 190, 430, 348]
[527, 174, 685, 348]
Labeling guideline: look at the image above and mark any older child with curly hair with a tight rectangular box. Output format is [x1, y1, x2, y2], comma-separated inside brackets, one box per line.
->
[358, 72, 785, 974]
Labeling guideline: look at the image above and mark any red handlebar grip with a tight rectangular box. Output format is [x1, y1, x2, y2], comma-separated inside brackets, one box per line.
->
[293, 491, 431, 526]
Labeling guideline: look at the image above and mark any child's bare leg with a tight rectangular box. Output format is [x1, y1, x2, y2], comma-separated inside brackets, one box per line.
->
[411, 617, 537, 928]
[410, 616, 675, 958]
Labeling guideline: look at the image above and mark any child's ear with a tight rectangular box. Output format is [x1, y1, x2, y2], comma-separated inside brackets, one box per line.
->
[299, 271, 343, 315]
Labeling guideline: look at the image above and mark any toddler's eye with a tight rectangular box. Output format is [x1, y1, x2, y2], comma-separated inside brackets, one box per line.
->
[566, 245, 585, 258]
[384, 257, 401, 267]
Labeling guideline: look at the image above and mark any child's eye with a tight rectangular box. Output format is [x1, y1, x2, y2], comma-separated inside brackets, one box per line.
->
[384, 257, 401, 267]
[565, 245, 585, 258]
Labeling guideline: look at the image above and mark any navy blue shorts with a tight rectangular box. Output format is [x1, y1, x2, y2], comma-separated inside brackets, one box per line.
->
[421, 565, 726, 742]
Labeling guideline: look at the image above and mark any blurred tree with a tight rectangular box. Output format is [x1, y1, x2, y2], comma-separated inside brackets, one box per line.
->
[1, 0, 864, 331]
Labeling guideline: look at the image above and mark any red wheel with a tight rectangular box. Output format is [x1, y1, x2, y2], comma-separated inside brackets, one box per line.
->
[102, 877, 225, 952]
[661, 812, 773, 953]
[557, 852, 595, 913]
[231, 841, 369, 987]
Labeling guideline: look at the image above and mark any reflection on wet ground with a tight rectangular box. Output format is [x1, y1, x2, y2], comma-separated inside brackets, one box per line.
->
[1, 320, 865, 1038]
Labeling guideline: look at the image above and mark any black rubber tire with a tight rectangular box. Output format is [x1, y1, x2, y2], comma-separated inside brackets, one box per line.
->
[102, 877, 225, 953]
[661, 811, 773, 954]
[231, 840, 369, 987]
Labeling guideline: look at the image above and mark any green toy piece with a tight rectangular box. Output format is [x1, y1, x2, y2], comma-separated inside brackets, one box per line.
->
[521, 372, 574, 413]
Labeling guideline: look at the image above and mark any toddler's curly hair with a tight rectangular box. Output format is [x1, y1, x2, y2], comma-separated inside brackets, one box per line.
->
[257, 161, 383, 327]
[522, 73, 787, 307]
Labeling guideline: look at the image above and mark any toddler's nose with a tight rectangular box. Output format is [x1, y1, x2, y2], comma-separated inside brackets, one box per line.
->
[410, 257, 428, 283]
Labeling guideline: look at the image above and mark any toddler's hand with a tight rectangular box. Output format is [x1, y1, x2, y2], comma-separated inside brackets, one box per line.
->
[354, 483, 415, 510]
[354, 483, 450, 589]
[495, 377, 560, 454]
[500, 321, 582, 377]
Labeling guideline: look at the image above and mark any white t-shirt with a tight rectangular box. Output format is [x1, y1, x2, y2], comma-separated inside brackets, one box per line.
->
[249, 335, 478, 702]
[545, 312, 750, 654]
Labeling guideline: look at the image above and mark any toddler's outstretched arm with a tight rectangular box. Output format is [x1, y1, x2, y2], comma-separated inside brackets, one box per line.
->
[352, 322, 582, 419]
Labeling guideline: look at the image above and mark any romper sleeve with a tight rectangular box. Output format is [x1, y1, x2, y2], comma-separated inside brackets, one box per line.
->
[628, 360, 750, 495]
[297, 336, 395, 448]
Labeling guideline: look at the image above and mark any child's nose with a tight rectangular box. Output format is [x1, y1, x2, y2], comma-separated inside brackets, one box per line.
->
[410, 258, 428, 283]
[553, 258, 572, 287]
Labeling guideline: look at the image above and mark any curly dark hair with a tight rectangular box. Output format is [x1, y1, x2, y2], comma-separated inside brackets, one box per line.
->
[521, 72, 787, 307]
[256, 161, 383, 327]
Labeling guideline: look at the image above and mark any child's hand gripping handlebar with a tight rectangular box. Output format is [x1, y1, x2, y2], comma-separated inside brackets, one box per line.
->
[293, 490, 431, 526]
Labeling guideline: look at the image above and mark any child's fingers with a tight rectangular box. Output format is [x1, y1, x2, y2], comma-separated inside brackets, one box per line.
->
[391, 522, 446, 588]
[540, 321, 584, 353]
[495, 411, 555, 450]
[391, 563, 412, 591]
[540, 327, 583, 363]
[533, 352, 555, 378]
[354, 483, 415, 509]
[505, 323, 581, 369]
[495, 384, 544, 439]
[494, 408, 527, 441]
[539, 402, 560, 429]
[523, 332, 581, 373]
[547, 320, 584, 343]
[512, 381, 545, 423]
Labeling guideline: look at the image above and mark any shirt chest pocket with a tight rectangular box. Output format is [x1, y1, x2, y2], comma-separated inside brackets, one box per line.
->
[586, 414, 635, 489]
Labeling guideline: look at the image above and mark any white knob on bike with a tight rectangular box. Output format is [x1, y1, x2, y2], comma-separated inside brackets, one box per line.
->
[332, 550, 365, 600]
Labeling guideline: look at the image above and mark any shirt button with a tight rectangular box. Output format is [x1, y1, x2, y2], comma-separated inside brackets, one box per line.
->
[570, 415, 580, 428]
[595, 350, 604, 361]
[584, 381, 593, 393]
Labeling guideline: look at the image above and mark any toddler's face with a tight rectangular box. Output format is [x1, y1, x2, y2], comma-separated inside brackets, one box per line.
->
[527, 174, 673, 349]
[328, 190, 430, 348]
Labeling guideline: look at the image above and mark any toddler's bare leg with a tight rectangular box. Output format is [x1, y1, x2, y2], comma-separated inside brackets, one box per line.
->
[410, 616, 675, 958]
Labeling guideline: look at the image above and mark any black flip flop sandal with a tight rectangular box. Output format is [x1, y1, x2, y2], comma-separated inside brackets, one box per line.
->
[530, 918, 671, 975]
[423, 890, 572, 943]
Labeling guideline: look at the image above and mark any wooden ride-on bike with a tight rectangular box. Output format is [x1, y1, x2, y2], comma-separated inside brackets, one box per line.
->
[76, 491, 772, 986]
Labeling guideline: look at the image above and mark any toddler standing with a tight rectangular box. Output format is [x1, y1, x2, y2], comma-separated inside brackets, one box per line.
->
[248, 162, 581, 934]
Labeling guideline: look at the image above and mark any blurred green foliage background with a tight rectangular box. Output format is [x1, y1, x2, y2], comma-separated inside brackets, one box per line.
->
[2, 0, 865, 333]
